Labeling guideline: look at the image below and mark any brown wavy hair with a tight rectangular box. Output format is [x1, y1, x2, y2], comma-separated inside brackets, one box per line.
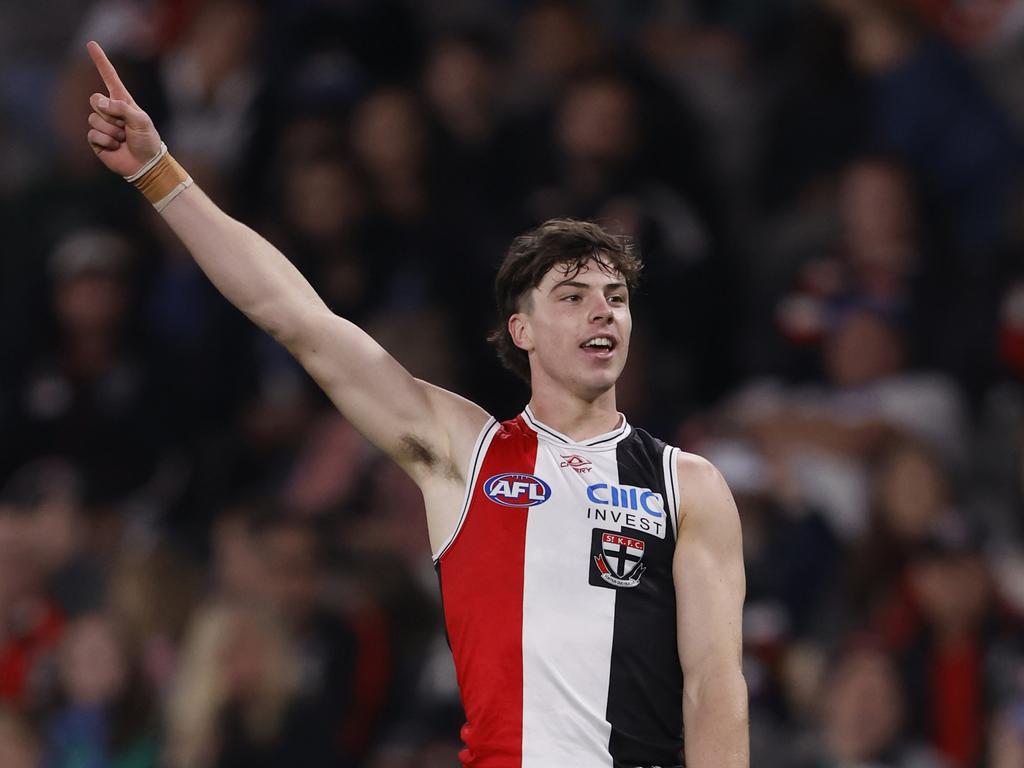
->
[487, 219, 642, 383]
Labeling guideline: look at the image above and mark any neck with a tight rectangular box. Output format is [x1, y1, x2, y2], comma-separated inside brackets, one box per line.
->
[527, 384, 620, 442]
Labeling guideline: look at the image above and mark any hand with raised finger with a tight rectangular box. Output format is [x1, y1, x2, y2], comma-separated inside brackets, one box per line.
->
[85, 40, 162, 177]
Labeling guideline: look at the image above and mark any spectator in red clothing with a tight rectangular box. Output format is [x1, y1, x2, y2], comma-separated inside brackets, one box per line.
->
[795, 640, 945, 768]
[0, 497, 65, 711]
[877, 514, 1024, 767]
[844, 437, 953, 627]
[256, 515, 394, 763]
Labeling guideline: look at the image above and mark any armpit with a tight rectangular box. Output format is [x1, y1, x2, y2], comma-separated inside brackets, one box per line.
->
[398, 434, 462, 481]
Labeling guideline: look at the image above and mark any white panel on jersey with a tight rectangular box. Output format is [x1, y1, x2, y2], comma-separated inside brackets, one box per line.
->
[662, 445, 682, 539]
[521, 443, 617, 768]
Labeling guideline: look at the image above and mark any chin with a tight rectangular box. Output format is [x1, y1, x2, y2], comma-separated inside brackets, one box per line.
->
[573, 371, 620, 399]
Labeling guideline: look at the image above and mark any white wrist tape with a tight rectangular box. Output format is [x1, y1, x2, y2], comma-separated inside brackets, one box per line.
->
[124, 142, 168, 182]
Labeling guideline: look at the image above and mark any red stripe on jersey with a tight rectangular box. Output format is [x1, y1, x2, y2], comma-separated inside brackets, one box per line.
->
[438, 416, 537, 767]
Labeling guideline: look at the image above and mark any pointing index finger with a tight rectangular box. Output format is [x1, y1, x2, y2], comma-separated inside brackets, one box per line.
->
[86, 41, 132, 102]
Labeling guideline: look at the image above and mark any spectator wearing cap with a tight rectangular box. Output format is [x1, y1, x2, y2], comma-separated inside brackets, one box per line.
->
[6, 228, 176, 517]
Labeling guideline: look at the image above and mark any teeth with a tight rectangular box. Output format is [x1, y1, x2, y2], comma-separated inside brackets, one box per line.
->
[584, 338, 612, 348]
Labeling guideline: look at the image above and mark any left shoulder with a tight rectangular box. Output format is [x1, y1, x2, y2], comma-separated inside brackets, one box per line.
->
[675, 451, 724, 486]
[673, 451, 738, 530]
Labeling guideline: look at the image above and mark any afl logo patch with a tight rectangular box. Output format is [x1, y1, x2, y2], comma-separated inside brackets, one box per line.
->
[483, 473, 552, 507]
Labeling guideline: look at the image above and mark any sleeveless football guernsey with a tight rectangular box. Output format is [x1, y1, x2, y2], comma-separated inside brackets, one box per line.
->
[433, 406, 685, 768]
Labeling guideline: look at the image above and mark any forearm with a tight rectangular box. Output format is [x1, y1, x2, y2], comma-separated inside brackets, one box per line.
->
[683, 668, 749, 768]
[160, 183, 326, 346]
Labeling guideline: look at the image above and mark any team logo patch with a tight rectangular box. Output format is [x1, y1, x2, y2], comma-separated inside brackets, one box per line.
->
[559, 454, 593, 474]
[483, 473, 552, 507]
[590, 529, 647, 589]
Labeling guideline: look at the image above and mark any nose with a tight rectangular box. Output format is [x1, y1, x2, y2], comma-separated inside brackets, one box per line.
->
[589, 296, 615, 323]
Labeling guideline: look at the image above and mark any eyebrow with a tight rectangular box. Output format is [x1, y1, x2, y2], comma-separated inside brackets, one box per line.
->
[548, 279, 628, 293]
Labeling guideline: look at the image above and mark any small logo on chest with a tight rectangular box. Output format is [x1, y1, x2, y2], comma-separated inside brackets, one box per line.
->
[590, 529, 647, 589]
[483, 473, 552, 507]
[559, 454, 592, 474]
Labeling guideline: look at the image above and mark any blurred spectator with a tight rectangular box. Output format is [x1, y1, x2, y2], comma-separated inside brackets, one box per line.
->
[0, 52, 140, 388]
[0, 458, 103, 619]
[0, 500, 65, 711]
[279, 412, 365, 519]
[43, 612, 158, 768]
[0, 706, 41, 768]
[160, 0, 264, 179]
[107, 546, 201, 698]
[423, 30, 504, 199]
[271, 150, 381, 321]
[989, 698, 1024, 768]
[255, 515, 393, 763]
[876, 515, 1024, 767]
[5, 228, 178, 516]
[705, 438, 841, 644]
[165, 599, 332, 768]
[699, 437, 841, 757]
[726, 300, 967, 540]
[512, 0, 604, 108]
[528, 70, 645, 221]
[844, 438, 953, 627]
[999, 280, 1024, 381]
[820, 0, 1021, 274]
[795, 641, 945, 768]
[210, 506, 269, 601]
[837, 158, 918, 304]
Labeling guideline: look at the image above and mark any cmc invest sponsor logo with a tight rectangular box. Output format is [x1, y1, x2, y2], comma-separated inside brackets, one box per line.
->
[586, 482, 663, 517]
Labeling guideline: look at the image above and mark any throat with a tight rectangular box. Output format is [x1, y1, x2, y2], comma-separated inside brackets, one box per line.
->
[526, 399, 622, 443]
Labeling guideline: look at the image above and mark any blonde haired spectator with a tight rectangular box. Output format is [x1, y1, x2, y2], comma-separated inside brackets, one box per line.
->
[164, 599, 330, 768]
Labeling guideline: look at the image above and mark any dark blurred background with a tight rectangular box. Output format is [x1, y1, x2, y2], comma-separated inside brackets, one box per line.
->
[1, 1, 1024, 766]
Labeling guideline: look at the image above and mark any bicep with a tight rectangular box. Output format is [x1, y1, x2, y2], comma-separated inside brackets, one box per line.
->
[290, 309, 488, 477]
[673, 455, 745, 685]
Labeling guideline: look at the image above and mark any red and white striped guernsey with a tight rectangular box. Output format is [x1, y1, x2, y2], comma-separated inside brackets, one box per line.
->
[434, 406, 685, 768]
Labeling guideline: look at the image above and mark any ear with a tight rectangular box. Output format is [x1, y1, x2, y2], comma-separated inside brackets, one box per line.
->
[508, 313, 533, 353]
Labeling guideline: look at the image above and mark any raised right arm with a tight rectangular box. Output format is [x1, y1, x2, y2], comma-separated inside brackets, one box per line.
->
[84, 41, 490, 483]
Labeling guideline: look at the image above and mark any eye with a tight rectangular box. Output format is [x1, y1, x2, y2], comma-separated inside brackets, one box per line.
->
[562, 294, 581, 303]
[608, 294, 626, 304]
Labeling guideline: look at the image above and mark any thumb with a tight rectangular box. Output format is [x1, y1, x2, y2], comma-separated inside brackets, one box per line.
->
[90, 94, 149, 130]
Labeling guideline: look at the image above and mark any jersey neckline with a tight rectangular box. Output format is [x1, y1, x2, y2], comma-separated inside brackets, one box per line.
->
[521, 405, 632, 450]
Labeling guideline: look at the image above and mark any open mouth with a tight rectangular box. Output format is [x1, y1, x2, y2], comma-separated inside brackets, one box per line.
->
[580, 336, 616, 356]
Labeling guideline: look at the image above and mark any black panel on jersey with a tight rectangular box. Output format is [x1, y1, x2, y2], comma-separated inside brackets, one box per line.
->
[605, 428, 685, 768]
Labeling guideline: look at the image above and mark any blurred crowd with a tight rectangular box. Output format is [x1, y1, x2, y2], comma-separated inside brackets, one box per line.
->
[1, 0, 1024, 766]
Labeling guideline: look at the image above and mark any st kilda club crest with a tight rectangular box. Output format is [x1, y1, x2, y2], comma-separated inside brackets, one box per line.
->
[590, 529, 647, 589]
